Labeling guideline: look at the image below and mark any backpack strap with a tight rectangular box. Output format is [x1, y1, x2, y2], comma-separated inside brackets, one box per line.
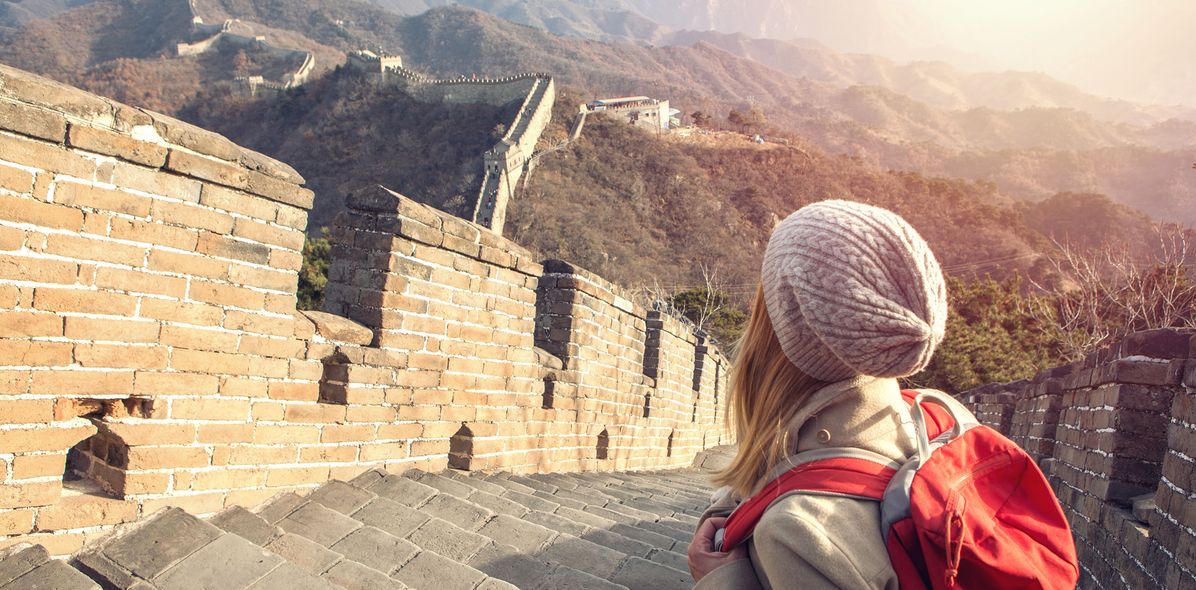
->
[718, 454, 895, 551]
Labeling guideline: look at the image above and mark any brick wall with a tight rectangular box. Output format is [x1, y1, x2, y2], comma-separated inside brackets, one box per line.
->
[960, 328, 1196, 589]
[0, 67, 730, 554]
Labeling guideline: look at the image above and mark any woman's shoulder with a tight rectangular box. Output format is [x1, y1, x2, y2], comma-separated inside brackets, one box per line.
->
[758, 492, 882, 539]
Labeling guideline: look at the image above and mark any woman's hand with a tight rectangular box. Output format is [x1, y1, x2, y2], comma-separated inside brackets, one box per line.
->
[689, 516, 748, 582]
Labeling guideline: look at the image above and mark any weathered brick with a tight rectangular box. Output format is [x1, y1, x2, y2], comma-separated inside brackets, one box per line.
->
[67, 124, 167, 167]
[0, 164, 35, 195]
[170, 397, 252, 421]
[35, 493, 137, 530]
[0, 131, 96, 179]
[245, 170, 313, 209]
[254, 424, 319, 444]
[126, 446, 210, 469]
[197, 231, 271, 265]
[0, 422, 94, 454]
[267, 381, 318, 401]
[54, 182, 151, 217]
[146, 246, 226, 278]
[111, 161, 202, 202]
[0, 399, 55, 425]
[283, 403, 346, 423]
[60, 314, 151, 344]
[0, 481, 60, 509]
[233, 218, 304, 251]
[190, 467, 266, 491]
[0, 311, 63, 337]
[0, 253, 78, 284]
[0, 194, 83, 230]
[170, 349, 252, 375]
[30, 370, 134, 397]
[140, 298, 223, 326]
[199, 184, 278, 221]
[165, 149, 250, 188]
[275, 204, 307, 229]
[95, 267, 184, 298]
[0, 340, 72, 366]
[266, 466, 328, 487]
[33, 288, 138, 315]
[197, 423, 253, 444]
[0, 508, 35, 535]
[0, 101, 67, 141]
[44, 233, 147, 267]
[109, 218, 199, 250]
[228, 264, 297, 292]
[160, 325, 239, 352]
[151, 199, 235, 234]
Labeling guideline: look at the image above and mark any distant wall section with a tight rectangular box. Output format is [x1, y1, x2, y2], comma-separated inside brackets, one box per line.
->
[346, 51, 555, 235]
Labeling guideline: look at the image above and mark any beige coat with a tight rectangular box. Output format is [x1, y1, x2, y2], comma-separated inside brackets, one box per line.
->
[695, 376, 921, 590]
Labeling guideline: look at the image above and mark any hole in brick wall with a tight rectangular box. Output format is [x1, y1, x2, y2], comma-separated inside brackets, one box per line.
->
[60, 399, 144, 499]
[596, 428, 609, 460]
[667, 431, 674, 458]
[318, 351, 351, 405]
[692, 401, 698, 423]
[448, 424, 474, 470]
[642, 393, 652, 418]
[542, 377, 555, 409]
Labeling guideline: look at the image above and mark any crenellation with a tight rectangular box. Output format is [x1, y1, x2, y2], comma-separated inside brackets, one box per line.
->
[0, 66, 728, 555]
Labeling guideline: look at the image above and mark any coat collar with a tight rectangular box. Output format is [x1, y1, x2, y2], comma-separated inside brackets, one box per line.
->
[782, 375, 917, 462]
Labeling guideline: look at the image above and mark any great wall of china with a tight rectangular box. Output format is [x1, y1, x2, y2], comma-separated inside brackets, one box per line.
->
[176, 0, 316, 95]
[0, 44, 1191, 589]
[0, 65, 722, 562]
[344, 51, 556, 235]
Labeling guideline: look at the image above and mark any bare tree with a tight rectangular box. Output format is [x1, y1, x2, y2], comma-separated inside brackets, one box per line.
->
[637, 263, 729, 334]
[691, 263, 728, 333]
[1024, 230, 1196, 360]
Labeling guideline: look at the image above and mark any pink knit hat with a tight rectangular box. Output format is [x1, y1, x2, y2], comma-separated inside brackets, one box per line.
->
[761, 200, 948, 381]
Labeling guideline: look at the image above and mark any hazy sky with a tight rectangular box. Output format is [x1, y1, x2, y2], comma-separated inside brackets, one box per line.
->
[813, 0, 1196, 106]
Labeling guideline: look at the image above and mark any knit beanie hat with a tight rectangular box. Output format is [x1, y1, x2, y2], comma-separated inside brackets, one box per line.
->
[761, 200, 947, 381]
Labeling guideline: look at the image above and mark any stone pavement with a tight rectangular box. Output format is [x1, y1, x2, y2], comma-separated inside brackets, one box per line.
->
[6, 449, 732, 590]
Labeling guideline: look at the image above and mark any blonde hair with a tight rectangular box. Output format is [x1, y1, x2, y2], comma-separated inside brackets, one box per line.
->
[714, 286, 826, 498]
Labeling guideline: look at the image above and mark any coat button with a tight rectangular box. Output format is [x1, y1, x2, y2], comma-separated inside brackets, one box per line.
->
[816, 429, 832, 444]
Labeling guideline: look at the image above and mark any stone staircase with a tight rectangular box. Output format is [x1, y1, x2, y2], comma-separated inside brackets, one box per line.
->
[2, 461, 722, 590]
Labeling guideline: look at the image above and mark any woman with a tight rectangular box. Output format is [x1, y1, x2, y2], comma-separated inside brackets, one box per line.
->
[689, 200, 948, 590]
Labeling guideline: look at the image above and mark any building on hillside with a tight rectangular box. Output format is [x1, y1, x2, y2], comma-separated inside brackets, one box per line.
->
[585, 96, 679, 131]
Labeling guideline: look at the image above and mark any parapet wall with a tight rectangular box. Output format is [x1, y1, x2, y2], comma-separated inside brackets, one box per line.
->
[0, 66, 727, 555]
[961, 328, 1196, 590]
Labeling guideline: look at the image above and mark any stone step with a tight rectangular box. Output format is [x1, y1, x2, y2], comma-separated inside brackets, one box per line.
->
[1, 544, 99, 590]
[210, 505, 283, 547]
[74, 508, 333, 590]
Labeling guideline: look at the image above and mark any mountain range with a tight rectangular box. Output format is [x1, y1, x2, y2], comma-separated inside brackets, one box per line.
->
[0, 0, 1192, 262]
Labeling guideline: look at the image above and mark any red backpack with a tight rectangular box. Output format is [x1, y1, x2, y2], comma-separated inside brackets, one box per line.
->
[716, 390, 1079, 590]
